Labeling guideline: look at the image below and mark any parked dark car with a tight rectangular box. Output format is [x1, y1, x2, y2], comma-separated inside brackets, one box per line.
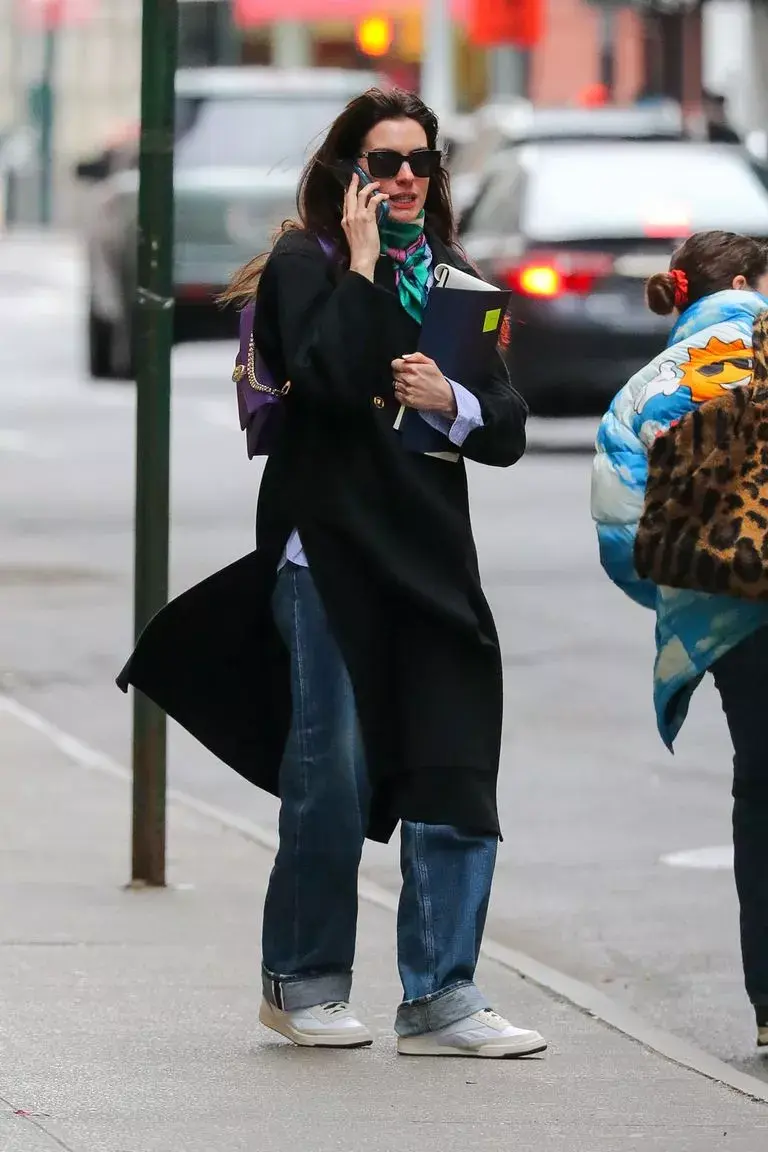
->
[459, 139, 768, 413]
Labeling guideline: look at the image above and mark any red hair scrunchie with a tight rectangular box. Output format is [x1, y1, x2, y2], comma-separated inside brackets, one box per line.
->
[669, 268, 689, 308]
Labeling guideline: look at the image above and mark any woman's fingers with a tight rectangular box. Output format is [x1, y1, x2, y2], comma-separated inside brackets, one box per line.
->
[359, 180, 380, 205]
[368, 192, 389, 215]
[345, 176, 376, 219]
[395, 367, 418, 383]
[343, 176, 387, 235]
[357, 183, 388, 217]
[393, 354, 432, 370]
[343, 172, 358, 219]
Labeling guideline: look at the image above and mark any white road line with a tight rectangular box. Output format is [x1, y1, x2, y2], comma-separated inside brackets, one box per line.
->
[661, 845, 733, 870]
[2, 690, 768, 1102]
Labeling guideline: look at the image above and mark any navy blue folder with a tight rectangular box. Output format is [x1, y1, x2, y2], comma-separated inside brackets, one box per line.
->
[396, 285, 512, 457]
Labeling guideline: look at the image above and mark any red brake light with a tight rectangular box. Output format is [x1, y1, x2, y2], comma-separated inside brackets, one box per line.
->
[177, 284, 215, 301]
[503, 251, 614, 297]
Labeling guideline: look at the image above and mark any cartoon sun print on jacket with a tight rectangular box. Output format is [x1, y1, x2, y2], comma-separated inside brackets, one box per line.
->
[634, 336, 753, 413]
[678, 336, 753, 401]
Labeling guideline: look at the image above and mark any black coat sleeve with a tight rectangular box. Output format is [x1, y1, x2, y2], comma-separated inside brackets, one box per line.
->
[258, 233, 402, 412]
[460, 350, 528, 468]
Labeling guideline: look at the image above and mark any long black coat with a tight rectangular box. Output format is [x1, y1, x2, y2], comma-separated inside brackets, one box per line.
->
[117, 228, 528, 843]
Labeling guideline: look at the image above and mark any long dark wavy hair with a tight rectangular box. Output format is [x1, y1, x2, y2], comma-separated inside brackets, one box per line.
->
[220, 87, 456, 305]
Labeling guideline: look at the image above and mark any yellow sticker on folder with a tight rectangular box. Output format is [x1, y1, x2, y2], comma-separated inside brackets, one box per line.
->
[483, 307, 502, 334]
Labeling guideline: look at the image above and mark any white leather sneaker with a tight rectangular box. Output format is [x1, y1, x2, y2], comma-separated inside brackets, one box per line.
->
[397, 1008, 546, 1058]
[259, 998, 373, 1048]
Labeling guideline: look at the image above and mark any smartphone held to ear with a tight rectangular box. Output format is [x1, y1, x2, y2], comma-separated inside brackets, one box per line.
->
[352, 163, 390, 223]
[330, 159, 390, 225]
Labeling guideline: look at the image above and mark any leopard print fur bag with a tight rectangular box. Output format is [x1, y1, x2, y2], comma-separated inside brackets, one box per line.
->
[634, 309, 768, 600]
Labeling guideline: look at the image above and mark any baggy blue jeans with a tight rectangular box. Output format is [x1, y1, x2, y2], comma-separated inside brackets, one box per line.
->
[261, 562, 498, 1036]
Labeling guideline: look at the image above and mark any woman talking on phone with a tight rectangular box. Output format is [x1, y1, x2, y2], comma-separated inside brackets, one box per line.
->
[119, 88, 539, 1058]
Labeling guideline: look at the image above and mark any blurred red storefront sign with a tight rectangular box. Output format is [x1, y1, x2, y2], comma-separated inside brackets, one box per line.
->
[236, 0, 468, 22]
[19, 0, 95, 27]
[467, 0, 543, 48]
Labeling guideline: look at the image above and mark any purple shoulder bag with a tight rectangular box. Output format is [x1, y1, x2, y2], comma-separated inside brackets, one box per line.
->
[232, 235, 335, 459]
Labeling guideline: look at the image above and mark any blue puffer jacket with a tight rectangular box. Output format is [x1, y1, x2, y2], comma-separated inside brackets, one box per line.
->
[591, 289, 768, 748]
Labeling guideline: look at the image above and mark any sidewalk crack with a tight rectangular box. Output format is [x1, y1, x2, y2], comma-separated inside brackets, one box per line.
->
[1, 1093, 80, 1152]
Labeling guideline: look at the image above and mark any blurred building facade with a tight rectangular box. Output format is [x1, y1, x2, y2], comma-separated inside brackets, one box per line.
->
[532, 0, 642, 103]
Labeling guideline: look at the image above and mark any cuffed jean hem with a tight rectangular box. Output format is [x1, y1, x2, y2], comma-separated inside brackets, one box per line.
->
[394, 981, 489, 1037]
[261, 967, 353, 1012]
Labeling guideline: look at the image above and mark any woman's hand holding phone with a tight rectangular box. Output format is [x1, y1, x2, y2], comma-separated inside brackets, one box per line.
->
[342, 172, 388, 283]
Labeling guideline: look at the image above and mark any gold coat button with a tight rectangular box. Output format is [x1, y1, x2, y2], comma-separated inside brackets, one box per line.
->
[373, 395, 385, 409]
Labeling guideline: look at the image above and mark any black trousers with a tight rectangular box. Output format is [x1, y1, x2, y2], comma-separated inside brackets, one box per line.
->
[711, 626, 768, 1007]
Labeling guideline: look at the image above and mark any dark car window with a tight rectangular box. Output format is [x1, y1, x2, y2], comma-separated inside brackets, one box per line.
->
[521, 142, 768, 239]
[174, 96, 343, 170]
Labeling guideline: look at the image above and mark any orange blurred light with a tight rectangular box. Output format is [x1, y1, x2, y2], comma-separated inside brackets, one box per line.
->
[356, 14, 393, 55]
[579, 82, 609, 108]
[519, 265, 561, 297]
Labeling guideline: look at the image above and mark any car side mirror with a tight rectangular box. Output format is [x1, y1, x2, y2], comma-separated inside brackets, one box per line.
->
[75, 155, 111, 182]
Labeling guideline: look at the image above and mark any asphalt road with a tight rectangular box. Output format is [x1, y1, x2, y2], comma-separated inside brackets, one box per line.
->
[2, 232, 765, 1081]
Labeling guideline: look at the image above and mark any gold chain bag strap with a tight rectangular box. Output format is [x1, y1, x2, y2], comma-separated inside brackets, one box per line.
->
[634, 308, 768, 600]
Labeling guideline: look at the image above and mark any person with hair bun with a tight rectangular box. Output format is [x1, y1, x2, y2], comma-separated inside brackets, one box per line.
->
[645, 267, 691, 316]
[592, 230, 768, 1047]
[645, 231, 768, 320]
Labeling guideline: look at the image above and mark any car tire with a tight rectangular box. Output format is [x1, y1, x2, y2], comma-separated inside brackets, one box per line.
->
[174, 302, 193, 344]
[110, 311, 135, 380]
[113, 277, 137, 380]
[88, 309, 116, 380]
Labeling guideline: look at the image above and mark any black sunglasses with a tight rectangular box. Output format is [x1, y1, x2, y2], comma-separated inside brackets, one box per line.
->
[358, 148, 442, 180]
[698, 358, 753, 376]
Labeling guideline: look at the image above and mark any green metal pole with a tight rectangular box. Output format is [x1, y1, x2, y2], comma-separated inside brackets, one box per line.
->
[39, 26, 55, 224]
[131, 0, 178, 887]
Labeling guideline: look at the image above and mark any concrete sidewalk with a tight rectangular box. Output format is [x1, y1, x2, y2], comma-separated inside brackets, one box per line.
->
[2, 707, 768, 1152]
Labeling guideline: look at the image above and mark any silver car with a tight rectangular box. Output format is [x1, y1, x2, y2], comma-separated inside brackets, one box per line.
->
[76, 66, 381, 379]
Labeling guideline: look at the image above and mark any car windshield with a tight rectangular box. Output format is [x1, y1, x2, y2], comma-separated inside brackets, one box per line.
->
[522, 142, 768, 239]
[175, 95, 343, 170]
